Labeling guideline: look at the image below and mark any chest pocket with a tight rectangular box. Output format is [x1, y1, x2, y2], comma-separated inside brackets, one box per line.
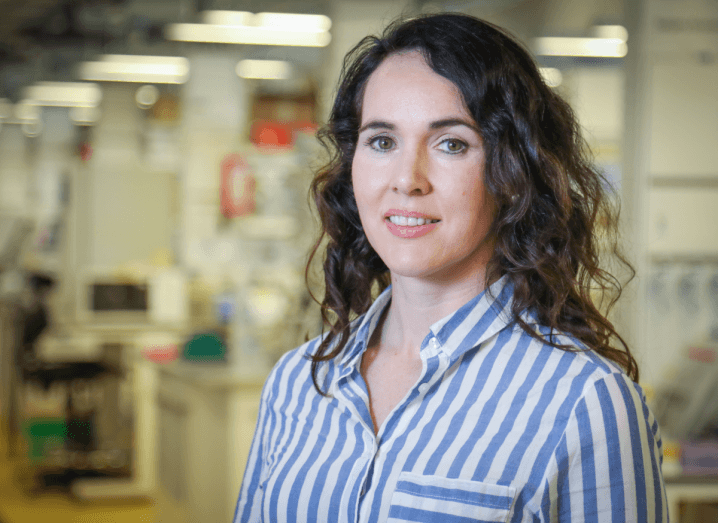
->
[387, 472, 516, 523]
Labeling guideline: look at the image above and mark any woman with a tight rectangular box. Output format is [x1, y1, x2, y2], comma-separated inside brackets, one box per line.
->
[235, 13, 666, 523]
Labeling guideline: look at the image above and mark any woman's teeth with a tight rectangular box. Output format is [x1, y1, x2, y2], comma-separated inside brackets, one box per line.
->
[388, 215, 439, 226]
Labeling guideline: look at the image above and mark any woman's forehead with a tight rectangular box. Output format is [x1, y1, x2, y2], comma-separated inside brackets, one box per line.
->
[359, 51, 473, 126]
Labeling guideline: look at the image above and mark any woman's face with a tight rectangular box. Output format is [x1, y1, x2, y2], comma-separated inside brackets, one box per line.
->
[352, 51, 495, 284]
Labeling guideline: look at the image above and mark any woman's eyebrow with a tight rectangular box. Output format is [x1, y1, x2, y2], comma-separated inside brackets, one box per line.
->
[358, 118, 479, 134]
[430, 118, 479, 133]
[358, 121, 394, 133]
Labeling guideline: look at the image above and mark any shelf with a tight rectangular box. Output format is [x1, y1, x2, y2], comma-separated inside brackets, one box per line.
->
[650, 176, 718, 188]
[665, 475, 718, 485]
[649, 254, 718, 265]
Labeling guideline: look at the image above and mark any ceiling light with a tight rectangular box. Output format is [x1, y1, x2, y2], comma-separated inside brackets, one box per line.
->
[70, 106, 101, 125]
[254, 12, 331, 32]
[201, 10, 331, 32]
[21, 82, 102, 108]
[14, 102, 41, 121]
[0, 100, 42, 129]
[590, 25, 628, 42]
[202, 10, 254, 26]
[236, 59, 292, 80]
[539, 67, 563, 87]
[78, 55, 190, 84]
[533, 37, 627, 58]
[166, 23, 331, 47]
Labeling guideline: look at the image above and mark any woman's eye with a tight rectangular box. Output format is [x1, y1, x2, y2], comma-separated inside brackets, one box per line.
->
[369, 136, 395, 151]
[439, 139, 467, 154]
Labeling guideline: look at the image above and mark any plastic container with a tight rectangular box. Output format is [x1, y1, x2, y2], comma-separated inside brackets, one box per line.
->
[681, 439, 718, 476]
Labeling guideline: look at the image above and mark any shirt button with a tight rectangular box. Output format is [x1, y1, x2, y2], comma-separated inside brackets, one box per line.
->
[430, 338, 439, 349]
[418, 383, 429, 394]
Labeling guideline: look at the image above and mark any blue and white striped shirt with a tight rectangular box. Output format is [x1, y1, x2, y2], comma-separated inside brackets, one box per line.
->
[235, 275, 667, 522]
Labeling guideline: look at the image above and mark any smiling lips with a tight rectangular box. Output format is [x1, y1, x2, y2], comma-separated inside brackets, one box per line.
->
[384, 209, 440, 239]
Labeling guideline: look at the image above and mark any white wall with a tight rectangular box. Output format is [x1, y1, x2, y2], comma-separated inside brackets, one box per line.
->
[625, 0, 718, 389]
[84, 84, 174, 270]
[564, 67, 625, 145]
[647, 62, 718, 177]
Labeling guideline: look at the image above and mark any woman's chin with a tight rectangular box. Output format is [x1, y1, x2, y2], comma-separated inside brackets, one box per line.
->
[386, 262, 471, 285]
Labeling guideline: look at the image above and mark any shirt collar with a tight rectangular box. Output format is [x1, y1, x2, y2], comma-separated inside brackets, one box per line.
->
[337, 286, 393, 373]
[335, 274, 516, 378]
[430, 274, 516, 360]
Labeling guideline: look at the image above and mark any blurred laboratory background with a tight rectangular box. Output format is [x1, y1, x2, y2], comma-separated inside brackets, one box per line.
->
[0, 0, 716, 521]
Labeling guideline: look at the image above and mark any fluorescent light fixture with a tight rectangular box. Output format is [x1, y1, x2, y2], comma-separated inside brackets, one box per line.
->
[78, 55, 190, 84]
[166, 23, 331, 46]
[202, 10, 254, 26]
[534, 37, 627, 58]
[70, 105, 101, 125]
[14, 101, 41, 121]
[201, 11, 331, 32]
[236, 59, 292, 79]
[539, 67, 563, 87]
[0, 100, 42, 129]
[21, 81, 102, 107]
[254, 12, 331, 32]
[590, 25, 628, 42]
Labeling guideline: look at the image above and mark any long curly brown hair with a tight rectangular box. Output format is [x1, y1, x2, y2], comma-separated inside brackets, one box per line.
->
[306, 13, 637, 394]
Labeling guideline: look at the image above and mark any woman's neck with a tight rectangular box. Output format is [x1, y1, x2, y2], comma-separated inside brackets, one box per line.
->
[380, 269, 490, 357]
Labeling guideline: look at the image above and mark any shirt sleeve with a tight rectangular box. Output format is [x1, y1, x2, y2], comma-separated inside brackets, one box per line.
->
[233, 371, 274, 523]
[553, 372, 668, 522]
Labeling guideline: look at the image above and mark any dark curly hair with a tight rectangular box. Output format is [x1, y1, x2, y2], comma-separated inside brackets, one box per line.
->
[306, 12, 637, 394]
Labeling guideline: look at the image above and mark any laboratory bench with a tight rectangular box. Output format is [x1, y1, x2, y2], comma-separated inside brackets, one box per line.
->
[153, 360, 267, 523]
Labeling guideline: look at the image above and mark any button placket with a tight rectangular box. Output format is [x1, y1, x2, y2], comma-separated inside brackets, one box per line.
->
[359, 441, 379, 498]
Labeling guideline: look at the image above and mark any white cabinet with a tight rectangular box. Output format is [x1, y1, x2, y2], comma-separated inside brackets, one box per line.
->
[647, 187, 718, 257]
[648, 63, 718, 178]
[156, 363, 265, 523]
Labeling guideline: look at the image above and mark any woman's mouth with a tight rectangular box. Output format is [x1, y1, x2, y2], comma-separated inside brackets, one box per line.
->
[386, 215, 440, 226]
[384, 214, 440, 238]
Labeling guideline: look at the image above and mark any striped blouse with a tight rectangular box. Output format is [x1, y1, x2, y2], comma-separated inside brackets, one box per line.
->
[234, 275, 667, 522]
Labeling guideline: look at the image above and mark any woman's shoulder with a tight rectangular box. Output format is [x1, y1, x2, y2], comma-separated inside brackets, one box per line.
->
[515, 322, 646, 406]
[520, 320, 624, 370]
[509, 325, 660, 452]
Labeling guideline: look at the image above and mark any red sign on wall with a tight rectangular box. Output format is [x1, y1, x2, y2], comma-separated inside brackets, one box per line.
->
[220, 153, 256, 218]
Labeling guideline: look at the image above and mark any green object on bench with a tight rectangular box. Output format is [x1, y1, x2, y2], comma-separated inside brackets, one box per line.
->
[183, 332, 226, 361]
[23, 418, 66, 461]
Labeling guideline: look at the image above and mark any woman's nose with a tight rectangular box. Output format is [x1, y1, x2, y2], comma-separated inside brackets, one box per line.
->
[392, 144, 431, 195]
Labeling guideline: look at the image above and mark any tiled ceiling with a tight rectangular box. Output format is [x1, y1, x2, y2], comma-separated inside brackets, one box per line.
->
[0, 0, 623, 100]
[0, 0, 65, 52]
[0, 0, 337, 99]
